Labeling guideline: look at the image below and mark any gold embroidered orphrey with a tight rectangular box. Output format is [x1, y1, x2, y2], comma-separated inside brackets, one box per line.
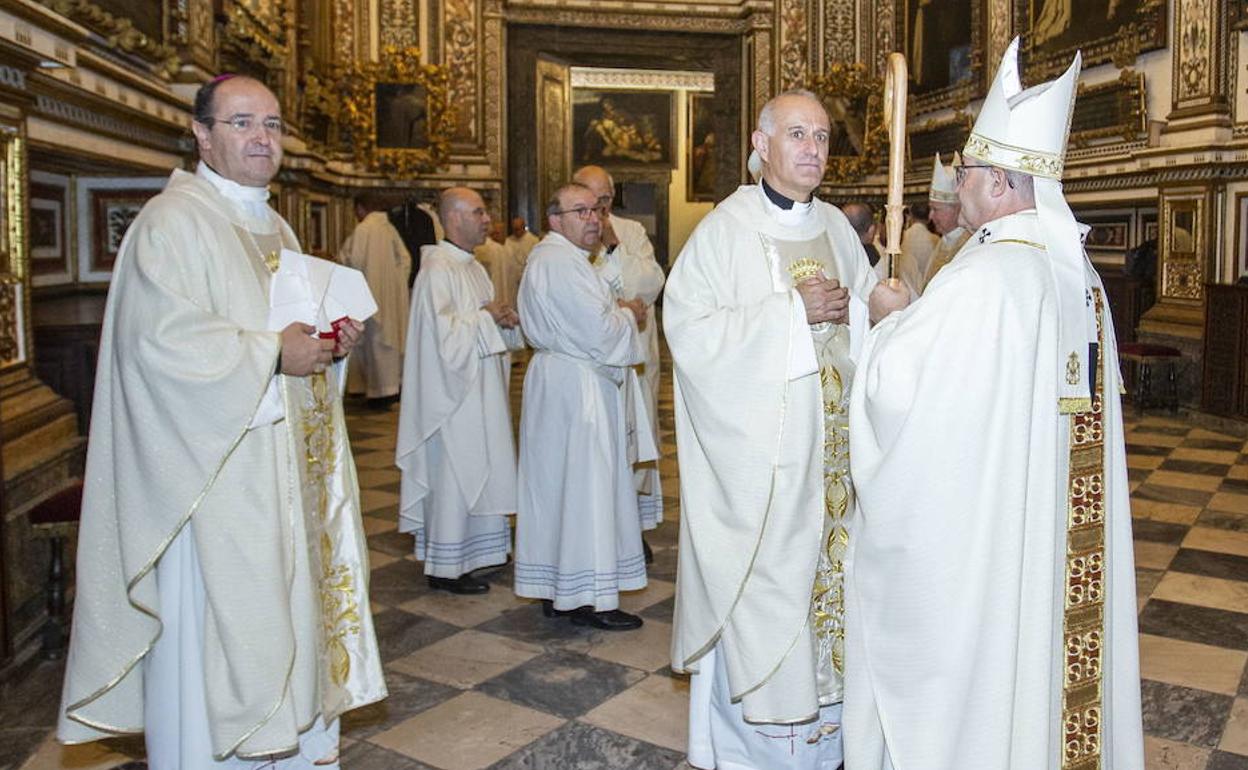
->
[781, 250, 851, 685]
[1061, 289, 1107, 770]
[303, 372, 363, 686]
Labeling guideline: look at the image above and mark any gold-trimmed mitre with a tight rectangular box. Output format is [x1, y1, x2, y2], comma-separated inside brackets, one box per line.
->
[962, 37, 1081, 180]
[929, 152, 959, 204]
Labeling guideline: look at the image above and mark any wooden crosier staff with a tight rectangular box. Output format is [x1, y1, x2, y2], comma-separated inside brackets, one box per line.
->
[883, 52, 908, 284]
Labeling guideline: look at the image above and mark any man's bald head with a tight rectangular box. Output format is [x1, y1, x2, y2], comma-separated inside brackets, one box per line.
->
[751, 89, 831, 202]
[572, 165, 614, 214]
[841, 201, 877, 245]
[439, 187, 490, 250]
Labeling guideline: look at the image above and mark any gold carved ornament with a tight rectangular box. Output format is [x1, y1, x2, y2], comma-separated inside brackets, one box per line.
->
[341, 45, 455, 178]
[39, 0, 180, 77]
[807, 64, 887, 185]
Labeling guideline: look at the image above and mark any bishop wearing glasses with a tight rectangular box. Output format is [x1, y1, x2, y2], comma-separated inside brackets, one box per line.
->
[513, 182, 655, 631]
[844, 40, 1144, 769]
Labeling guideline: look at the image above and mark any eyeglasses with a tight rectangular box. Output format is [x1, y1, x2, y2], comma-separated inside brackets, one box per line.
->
[551, 206, 601, 220]
[954, 163, 992, 184]
[201, 115, 284, 134]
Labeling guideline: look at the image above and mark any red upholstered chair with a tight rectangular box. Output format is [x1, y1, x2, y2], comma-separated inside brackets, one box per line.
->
[1118, 342, 1182, 415]
[27, 481, 83, 659]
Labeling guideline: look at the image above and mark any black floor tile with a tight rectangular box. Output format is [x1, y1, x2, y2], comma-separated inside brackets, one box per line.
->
[1125, 443, 1172, 456]
[371, 608, 461, 661]
[1130, 518, 1192, 545]
[476, 650, 645, 719]
[639, 596, 675, 623]
[475, 605, 600, 646]
[1198, 509, 1248, 533]
[368, 529, 416, 558]
[487, 721, 683, 770]
[1160, 459, 1233, 476]
[1140, 679, 1234, 748]
[1207, 751, 1248, 770]
[340, 670, 458, 739]
[1138, 599, 1248, 650]
[1182, 438, 1248, 452]
[1168, 549, 1248, 582]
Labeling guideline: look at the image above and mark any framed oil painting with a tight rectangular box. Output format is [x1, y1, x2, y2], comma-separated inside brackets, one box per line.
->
[687, 92, 716, 202]
[29, 171, 73, 286]
[573, 88, 675, 168]
[1024, 0, 1166, 78]
[77, 177, 166, 283]
[342, 45, 453, 177]
[375, 83, 428, 150]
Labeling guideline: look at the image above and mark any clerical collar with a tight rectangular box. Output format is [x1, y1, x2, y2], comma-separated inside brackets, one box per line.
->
[758, 177, 814, 228]
[196, 162, 270, 204]
[441, 239, 475, 261]
[761, 177, 798, 209]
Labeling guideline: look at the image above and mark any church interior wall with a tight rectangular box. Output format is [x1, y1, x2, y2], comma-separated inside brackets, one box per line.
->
[2, 0, 1248, 675]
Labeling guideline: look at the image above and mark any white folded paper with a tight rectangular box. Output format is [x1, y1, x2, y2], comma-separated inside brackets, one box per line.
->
[269, 248, 379, 334]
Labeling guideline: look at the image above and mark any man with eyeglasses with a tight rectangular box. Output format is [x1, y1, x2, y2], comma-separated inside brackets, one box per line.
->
[513, 182, 654, 631]
[844, 40, 1143, 769]
[920, 152, 972, 289]
[665, 88, 907, 770]
[572, 164, 667, 551]
[58, 74, 387, 769]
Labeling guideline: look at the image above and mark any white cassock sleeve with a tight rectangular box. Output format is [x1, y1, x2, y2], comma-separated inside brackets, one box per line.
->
[617, 223, 665, 305]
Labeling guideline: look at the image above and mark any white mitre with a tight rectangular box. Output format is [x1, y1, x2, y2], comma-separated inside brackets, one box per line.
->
[963, 36, 1094, 413]
[929, 152, 959, 204]
[747, 149, 763, 183]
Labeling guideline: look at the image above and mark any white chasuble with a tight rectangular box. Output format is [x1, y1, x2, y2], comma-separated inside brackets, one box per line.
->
[339, 211, 410, 399]
[595, 213, 667, 529]
[514, 231, 655, 611]
[59, 168, 385, 762]
[844, 211, 1144, 770]
[397, 241, 515, 578]
[922, 226, 971, 287]
[664, 185, 877, 725]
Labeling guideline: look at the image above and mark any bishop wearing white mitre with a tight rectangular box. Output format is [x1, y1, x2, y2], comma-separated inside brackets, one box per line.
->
[844, 39, 1145, 770]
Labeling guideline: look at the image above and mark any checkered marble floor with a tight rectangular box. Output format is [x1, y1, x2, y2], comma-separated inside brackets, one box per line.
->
[4, 348, 1248, 770]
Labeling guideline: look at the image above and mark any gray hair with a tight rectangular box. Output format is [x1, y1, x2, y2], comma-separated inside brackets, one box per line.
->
[545, 182, 593, 217]
[1003, 168, 1035, 204]
[756, 88, 821, 134]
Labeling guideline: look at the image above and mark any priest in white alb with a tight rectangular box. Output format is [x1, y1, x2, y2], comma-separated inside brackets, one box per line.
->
[514, 182, 654, 631]
[340, 194, 411, 406]
[506, 215, 540, 265]
[476, 220, 521, 308]
[665, 89, 905, 770]
[397, 187, 520, 595]
[843, 39, 1144, 770]
[58, 75, 386, 769]
[573, 164, 668, 536]
[898, 201, 937, 292]
[921, 151, 972, 288]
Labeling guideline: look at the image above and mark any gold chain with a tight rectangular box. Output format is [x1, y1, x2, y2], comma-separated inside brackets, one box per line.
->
[239, 224, 282, 274]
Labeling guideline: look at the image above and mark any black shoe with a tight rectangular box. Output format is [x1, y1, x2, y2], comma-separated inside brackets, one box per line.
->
[570, 608, 644, 631]
[642, 537, 654, 564]
[541, 599, 577, 618]
[427, 574, 490, 595]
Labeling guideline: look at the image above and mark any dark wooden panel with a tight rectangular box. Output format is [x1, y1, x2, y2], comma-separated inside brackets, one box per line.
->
[1096, 265, 1142, 346]
[32, 293, 107, 434]
[1202, 284, 1248, 418]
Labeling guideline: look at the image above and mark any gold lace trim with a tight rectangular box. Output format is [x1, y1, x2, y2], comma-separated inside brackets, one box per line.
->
[1061, 289, 1107, 770]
